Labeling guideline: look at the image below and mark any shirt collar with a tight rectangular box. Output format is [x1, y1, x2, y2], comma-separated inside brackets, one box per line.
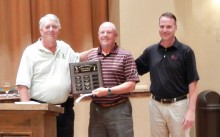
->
[37, 38, 60, 54]
[158, 37, 180, 50]
[97, 43, 119, 55]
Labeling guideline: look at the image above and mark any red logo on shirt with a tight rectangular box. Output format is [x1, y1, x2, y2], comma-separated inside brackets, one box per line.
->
[171, 55, 177, 60]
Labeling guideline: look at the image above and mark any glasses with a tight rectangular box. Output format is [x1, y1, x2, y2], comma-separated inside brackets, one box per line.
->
[1, 81, 11, 97]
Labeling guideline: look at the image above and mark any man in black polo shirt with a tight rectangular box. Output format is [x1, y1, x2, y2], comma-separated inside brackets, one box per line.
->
[135, 12, 199, 137]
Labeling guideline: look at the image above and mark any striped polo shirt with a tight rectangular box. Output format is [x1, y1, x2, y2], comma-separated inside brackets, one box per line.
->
[87, 44, 139, 104]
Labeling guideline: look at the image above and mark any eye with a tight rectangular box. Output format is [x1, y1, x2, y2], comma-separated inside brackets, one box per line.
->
[45, 25, 50, 29]
[160, 26, 164, 29]
[106, 31, 112, 34]
[100, 31, 105, 35]
[167, 26, 172, 29]
[99, 31, 113, 35]
[44, 25, 58, 30]
[52, 25, 58, 29]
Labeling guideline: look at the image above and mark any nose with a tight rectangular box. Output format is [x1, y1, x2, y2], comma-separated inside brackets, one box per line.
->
[49, 26, 53, 31]
[161, 28, 168, 33]
[162, 27, 167, 31]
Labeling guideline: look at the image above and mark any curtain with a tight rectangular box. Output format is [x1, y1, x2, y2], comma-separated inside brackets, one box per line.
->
[0, 0, 108, 84]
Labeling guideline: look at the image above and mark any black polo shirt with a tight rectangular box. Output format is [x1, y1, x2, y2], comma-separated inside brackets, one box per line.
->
[135, 39, 199, 98]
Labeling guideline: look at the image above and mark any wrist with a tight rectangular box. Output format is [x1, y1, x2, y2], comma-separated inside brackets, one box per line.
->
[107, 88, 112, 95]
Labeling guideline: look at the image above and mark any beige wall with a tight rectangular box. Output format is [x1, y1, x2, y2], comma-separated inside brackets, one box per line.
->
[74, 0, 220, 137]
[188, 0, 220, 91]
[109, 0, 220, 93]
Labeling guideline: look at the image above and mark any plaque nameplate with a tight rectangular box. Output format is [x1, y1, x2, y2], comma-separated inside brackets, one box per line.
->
[69, 60, 103, 94]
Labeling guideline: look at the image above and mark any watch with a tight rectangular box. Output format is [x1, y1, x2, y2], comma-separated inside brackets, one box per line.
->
[107, 88, 112, 95]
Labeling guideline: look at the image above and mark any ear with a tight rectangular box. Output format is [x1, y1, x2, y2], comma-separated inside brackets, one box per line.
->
[114, 31, 118, 37]
[39, 29, 43, 35]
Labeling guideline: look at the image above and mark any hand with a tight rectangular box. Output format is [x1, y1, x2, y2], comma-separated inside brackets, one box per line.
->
[182, 110, 195, 129]
[92, 87, 107, 97]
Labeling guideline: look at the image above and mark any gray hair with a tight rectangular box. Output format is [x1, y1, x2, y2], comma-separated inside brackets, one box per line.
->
[39, 14, 61, 30]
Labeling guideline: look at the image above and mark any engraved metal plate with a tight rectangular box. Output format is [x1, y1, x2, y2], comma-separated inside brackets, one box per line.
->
[69, 60, 103, 94]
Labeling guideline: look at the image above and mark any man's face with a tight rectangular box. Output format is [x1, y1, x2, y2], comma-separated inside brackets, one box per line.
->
[159, 16, 177, 41]
[98, 24, 117, 48]
[40, 19, 60, 41]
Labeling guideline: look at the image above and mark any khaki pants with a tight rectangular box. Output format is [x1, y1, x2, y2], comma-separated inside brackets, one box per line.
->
[149, 98, 190, 137]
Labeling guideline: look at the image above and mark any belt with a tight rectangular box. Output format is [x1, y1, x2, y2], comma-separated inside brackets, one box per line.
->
[30, 98, 65, 106]
[30, 98, 47, 103]
[152, 95, 187, 103]
[95, 98, 128, 108]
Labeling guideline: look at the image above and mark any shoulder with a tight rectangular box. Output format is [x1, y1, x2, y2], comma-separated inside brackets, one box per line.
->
[116, 47, 136, 59]
[142, 43, 159, 54]
[174, 40, 196, 59]
[175, 40, 194, 52]
[148, 43, 158, 50]
[117, 47, 132, 55]
[57, 40, 70, 46]
[56, 40, 76, 53]
[23, 41, 39, 54]
[56, 40, 71, 48]
[57, 40, 69, 45]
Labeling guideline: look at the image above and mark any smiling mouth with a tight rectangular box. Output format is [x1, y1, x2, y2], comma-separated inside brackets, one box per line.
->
[47, 34, 56, 37]
[162, 34, 169, 37]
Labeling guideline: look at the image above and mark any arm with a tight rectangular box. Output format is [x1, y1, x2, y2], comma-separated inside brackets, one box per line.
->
[17, 85, 30, 102]
[182, 80, 198, 129]
[79, 48, 97, 62]
[92, 81, 136, 97]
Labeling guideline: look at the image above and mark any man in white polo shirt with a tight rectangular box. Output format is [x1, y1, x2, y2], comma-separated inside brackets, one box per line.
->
[16, 14, 93, 137]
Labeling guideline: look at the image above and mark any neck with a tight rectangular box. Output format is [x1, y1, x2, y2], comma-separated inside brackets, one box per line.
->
[102, 48, 110, 56]
[42, 39, 57, 53]
[101, 44, 115, 55]
[160, 37, 175, 48]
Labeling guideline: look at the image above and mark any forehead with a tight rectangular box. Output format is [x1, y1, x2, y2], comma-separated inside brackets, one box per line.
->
[43, 18, 58, 26]
[99, 23, 115, 31]
[159, 16, 176, 25]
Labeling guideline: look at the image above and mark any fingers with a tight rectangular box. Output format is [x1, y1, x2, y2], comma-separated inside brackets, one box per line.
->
[182, 119, 194, 130]
[92, 90, 97, 96]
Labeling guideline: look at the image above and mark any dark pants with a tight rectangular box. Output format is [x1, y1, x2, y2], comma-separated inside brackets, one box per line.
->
[57, 97, 74, 137]
[89, 99, 134, 137]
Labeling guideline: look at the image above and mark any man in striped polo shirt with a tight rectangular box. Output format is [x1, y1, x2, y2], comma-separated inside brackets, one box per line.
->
[87, 22, 140, 137]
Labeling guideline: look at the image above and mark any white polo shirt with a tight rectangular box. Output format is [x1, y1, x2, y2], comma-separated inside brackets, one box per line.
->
[16, 39, 80, 104]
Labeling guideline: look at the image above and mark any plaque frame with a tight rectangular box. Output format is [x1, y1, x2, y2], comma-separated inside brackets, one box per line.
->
[69, 60, 103, 95]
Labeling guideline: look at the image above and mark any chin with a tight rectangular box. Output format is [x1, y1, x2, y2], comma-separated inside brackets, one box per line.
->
[101, 44, 109, 48]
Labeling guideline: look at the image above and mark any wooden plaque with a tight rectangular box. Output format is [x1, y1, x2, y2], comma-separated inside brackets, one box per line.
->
[69, 60, 103, 94]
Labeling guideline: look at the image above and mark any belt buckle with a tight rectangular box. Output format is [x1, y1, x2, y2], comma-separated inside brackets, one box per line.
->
[161, 98, 175, 103]
[161, 98, 168, 103]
